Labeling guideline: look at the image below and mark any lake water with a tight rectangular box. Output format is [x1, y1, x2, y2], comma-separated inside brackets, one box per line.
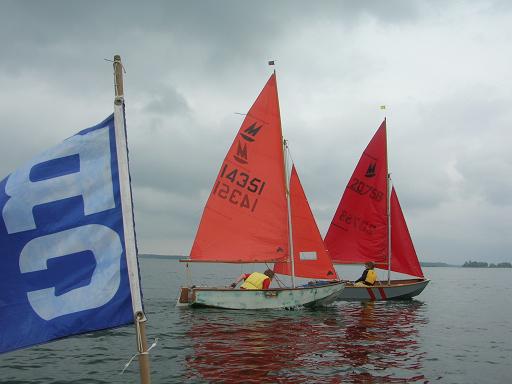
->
[1, 258, 511, 383]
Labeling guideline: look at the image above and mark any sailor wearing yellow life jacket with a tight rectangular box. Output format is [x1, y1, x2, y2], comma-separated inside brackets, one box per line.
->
[230, 269, 275, 290]
[354, 262, 378, 287]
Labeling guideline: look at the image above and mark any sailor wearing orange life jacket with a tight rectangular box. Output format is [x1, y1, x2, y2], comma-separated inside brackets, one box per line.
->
[353, 262, 378, 287]
[230, 269, 275, 289]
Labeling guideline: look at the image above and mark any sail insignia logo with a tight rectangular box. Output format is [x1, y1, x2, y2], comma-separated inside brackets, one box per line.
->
[240, 122, 262, 142]
[233, 122, 262, 164]
[365, 162, 377, 178]
[234, 141, 248, 164]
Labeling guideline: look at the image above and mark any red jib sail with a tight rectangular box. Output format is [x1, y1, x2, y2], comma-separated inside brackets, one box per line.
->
[274, 166, 338, 280]
[325, 119, 424, 278]
[190, 74, 289, 263]
[325, 120, 388, 266]
[390, 188, 424, 278]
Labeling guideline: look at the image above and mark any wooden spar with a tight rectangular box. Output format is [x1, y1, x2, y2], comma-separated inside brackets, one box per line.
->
[333, 261, 389, 266]
[135, 312, 151, 383]
[179, 258, 287, 263]
[283, 140, 296, 288]
[114, 54, 124, 97]
[273, 64, 295, 288]
[113, 55, 151, 384]
[387, 173, 392, 284]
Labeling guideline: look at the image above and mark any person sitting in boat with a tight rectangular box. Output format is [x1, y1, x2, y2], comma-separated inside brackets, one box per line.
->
[230, 269, 275, 289]
[353, 262, 378, 287]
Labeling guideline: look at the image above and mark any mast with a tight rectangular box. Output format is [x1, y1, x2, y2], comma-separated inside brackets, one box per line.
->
[387, 173, 392, 284]
[284, 139, 296, 288]
[385, 117, 392, 285]
[271, 62, 296, 288]
[113, 55, 151, 384]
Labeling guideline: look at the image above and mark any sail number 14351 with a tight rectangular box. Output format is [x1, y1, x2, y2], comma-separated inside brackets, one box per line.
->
[211, 163, 266, 212]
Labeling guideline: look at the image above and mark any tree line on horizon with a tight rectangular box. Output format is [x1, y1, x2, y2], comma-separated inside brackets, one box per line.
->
[462, 261, 511, 268]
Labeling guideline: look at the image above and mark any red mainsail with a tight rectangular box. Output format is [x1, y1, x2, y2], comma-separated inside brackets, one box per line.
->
[274, 166, 338, 280]
[190, 74, 289, 263]
[390, 188, 424, 278]
[325, 119, 424, 278]
[325, 120, 388, 266]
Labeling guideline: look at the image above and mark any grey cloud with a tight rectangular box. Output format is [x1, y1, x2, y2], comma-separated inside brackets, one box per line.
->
[1, 0, 511, 263]
[143, 88, 190, 116]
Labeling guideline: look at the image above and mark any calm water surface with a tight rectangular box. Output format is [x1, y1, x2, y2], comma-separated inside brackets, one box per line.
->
[1, 259, 511, 383]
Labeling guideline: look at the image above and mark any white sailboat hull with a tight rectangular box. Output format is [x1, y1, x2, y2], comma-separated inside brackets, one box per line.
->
[335, 279, 429, 301]
[177, 281, 345, 309]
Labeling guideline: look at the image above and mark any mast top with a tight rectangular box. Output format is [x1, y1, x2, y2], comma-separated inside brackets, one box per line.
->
[268, 60, 276, 75]
[113, 55, 124, 100]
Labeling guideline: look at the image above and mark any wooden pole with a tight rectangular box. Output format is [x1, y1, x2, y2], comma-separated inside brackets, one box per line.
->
[283, 139, 296, 288]
[135, 312, 151, 384]
[273, 67, 295, 288]
[113, 55, 151, 384]
[387, 173, 392, 285]
[386, 117, 392, 285]
[113, 55, 124, 97]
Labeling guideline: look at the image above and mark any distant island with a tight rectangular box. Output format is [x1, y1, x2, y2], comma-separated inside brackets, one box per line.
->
[462, 261, 511, 268]
[420, 262, 457, 267]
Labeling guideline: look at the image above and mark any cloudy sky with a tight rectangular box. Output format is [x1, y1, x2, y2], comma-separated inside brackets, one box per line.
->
[1, 1, 510, 265]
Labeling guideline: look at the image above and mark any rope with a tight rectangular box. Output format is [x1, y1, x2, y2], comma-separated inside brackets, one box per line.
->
[120, 338, 158, 375]
[104, 58, 127, 73]
[265, 262, 286, 288]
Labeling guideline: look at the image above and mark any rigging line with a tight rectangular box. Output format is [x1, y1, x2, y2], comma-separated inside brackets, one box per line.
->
[104, 58, 127, 73]
[282, 139, 295, 181]
[266, 262, 286, 288]
[285, 140, 296, 167]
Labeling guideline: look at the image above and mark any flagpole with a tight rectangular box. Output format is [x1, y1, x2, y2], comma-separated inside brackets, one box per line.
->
[113, 55, 151, 384]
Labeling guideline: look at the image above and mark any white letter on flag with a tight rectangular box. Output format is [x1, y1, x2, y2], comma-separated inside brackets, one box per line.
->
[19, 224, 122, 320]
[2, 127, 115, 234]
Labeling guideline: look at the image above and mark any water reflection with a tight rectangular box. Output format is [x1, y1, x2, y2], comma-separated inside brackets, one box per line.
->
[183, 301, 428, 383]
[335, 301, 428, 383]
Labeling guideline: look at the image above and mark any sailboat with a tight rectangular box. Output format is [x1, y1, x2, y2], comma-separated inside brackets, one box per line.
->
[177, 73, 344, 309]
[324, 119, 429, 301]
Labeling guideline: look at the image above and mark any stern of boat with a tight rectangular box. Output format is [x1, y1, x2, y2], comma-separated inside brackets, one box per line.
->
[176, 286, 194, 307]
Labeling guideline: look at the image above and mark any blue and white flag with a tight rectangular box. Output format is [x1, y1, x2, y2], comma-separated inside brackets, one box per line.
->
[0, 109, 142, 354]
